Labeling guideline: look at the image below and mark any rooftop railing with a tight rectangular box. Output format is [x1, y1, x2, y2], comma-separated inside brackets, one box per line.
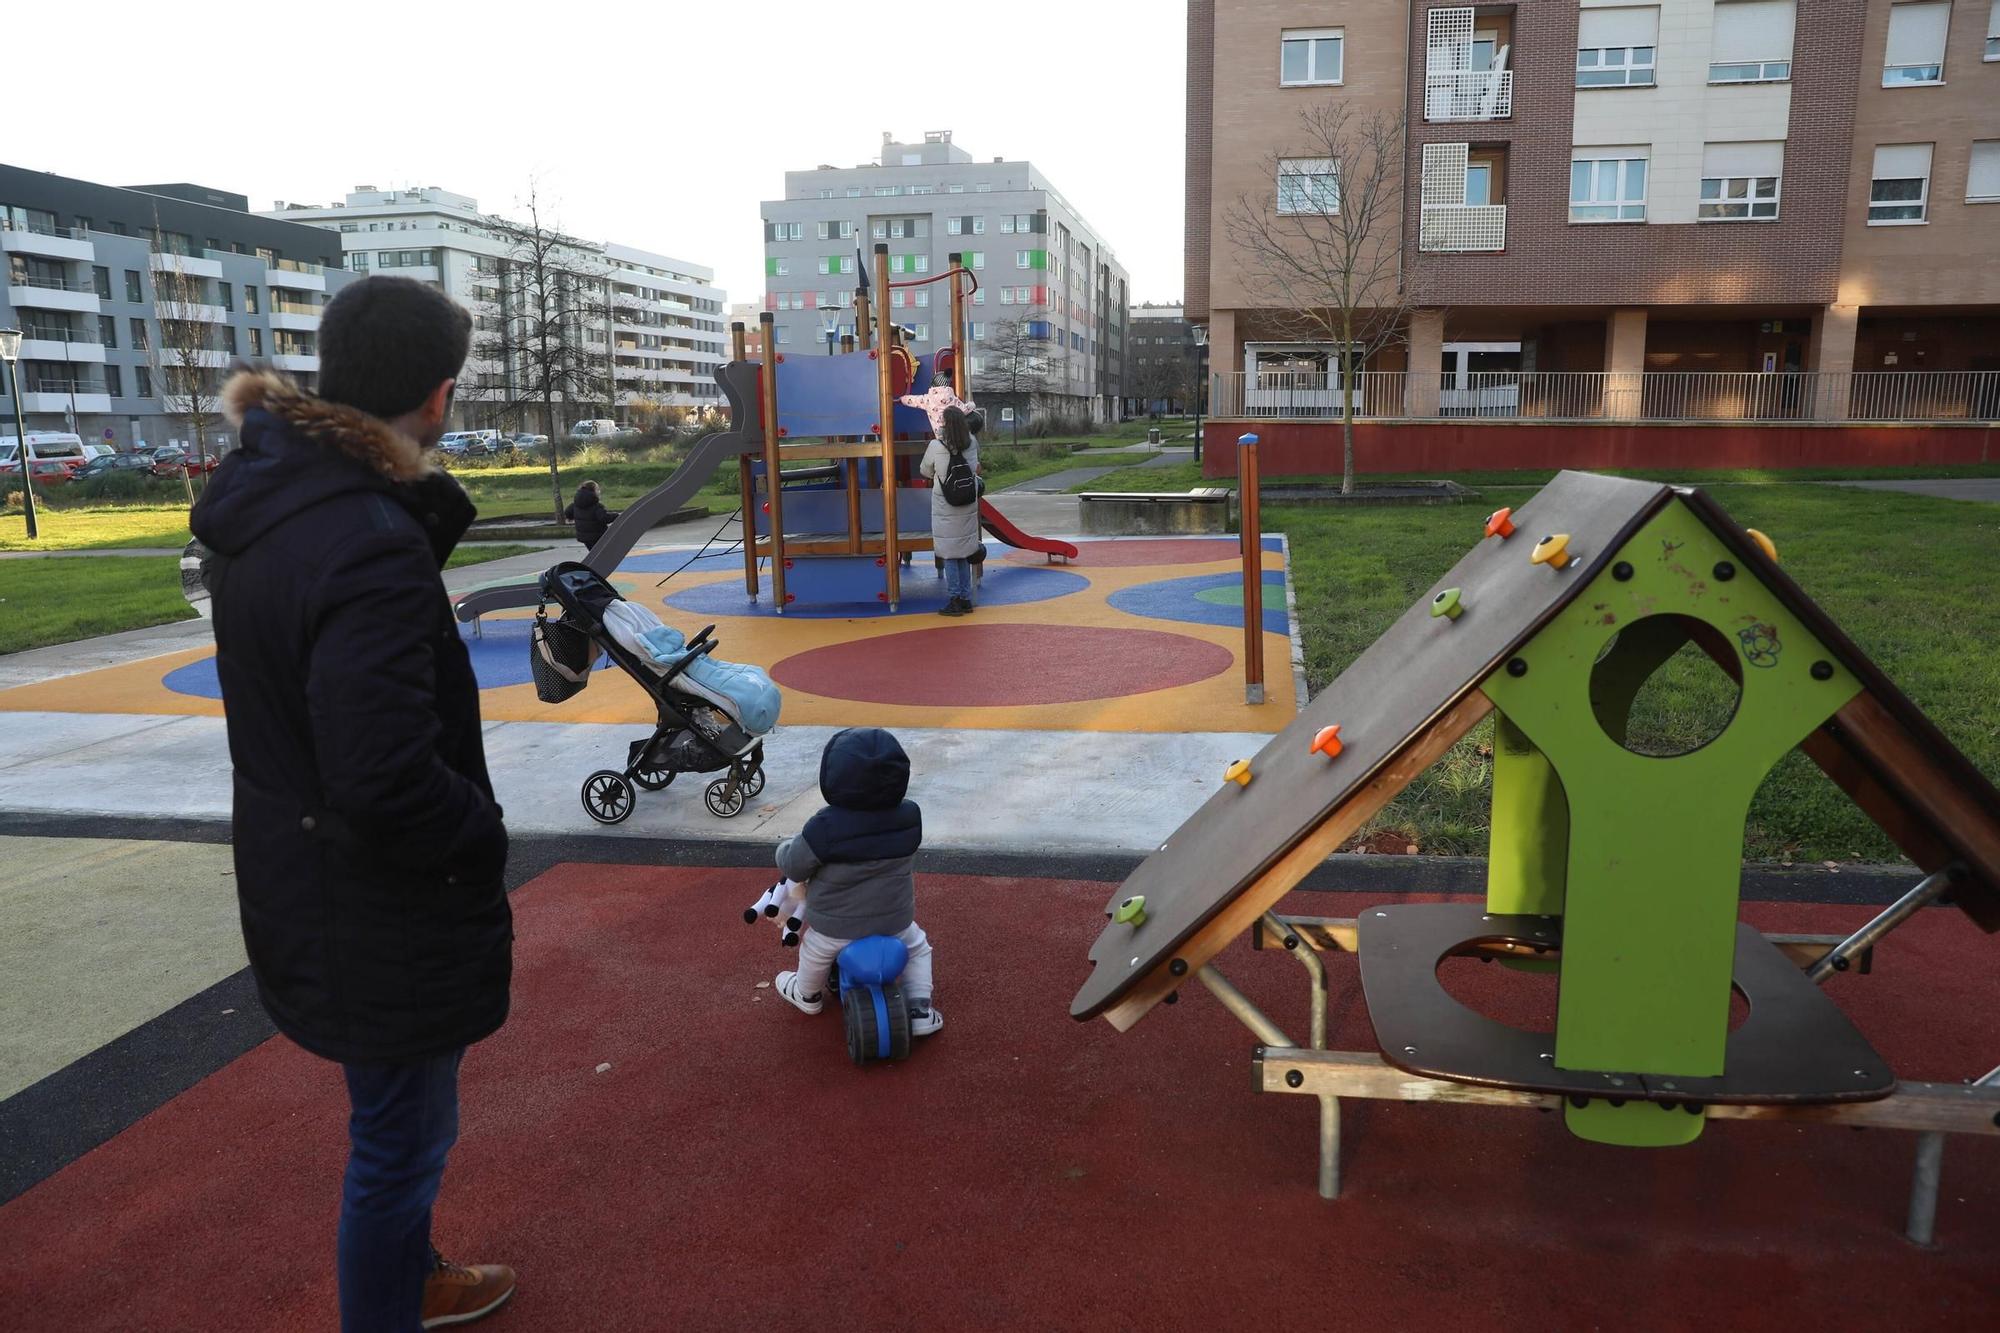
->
[1209, 370, 2000, 424]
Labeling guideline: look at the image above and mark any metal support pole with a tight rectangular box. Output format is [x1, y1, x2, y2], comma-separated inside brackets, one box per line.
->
[1265, 912, 1340, 1199]
[1195, 964, 1294, 1049]
[1808, 865, 1962, 983]
[1904, 1062, 2000, 1247]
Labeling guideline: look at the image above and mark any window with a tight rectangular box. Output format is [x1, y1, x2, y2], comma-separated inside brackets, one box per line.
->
[846, 186, 862, 198]
[248, 328, 264, 356]
[105, 365, 123, 397]
[1570, 149, 1649, 221]
[349, 252, 368, 270]
[1989, 1, 1999, 59]
[125, 270, 143, 302]
[947, 217, 963, 235]
[873, 185, 899, 197]
[970, 322, 985, 340]
[90, 265, 111, 298]
[1869, 142, 1933, 222]
[1709, 1, 1795, 81]
[912, 185, 936, 195]
[1015, 249, 1032, 268]
[130, 317, 148, 348]
[218, 281, 233, 312]
[913, 255, 930, 273]
[914, 290, 930, 307]
[1699, 142, 1783, 219]
[1577, 8, 1659, 86]
[1280, 27, 1343, 85]
[245, 286, 259, 314]
[872, 221, 887, 240]
[135, 366, 152, 397]
[1883, 2, 1949, 84]
[965, 251, 984, 269]
[891, 290, 906, 308]
[220, 326, 237, 355]
[99, 315, 116, 347]
[910, 323, 930, 342]
[1277, 157, 1340, 214]
[1970, 141, 2000, 202]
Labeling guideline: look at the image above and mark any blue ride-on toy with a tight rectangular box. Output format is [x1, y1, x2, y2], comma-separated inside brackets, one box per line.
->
[833, 936, 912, 1065]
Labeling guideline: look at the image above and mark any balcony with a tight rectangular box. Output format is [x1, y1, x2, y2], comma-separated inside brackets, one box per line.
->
[19, 331, 107, 363]
[0, 220, 95, 263]
[21, 377, 112, 415]
[165, 304, 230, 324]
[1420, 204, 1508, 252]
[150, 251, 224, 280]
[270, 352, 320, 373]
[266, 259, 327, 292]
[1208, 370, 2000, 424]
[5, 273, 102, 313]
[269, 310, 321, 332]
[1424, 69, 1513, 122]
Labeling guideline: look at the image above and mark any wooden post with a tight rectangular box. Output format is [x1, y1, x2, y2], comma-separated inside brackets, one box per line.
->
[1239, 431, 1265, 705]
[873, 244, 901, 610]
[854, 285, 873, 352]
[947, 253, 968, 398]
[730, 320, 747, 364]
[841, 333, 855, 354]
[758, 312, 786, 613]
[845, 459, 863, 555]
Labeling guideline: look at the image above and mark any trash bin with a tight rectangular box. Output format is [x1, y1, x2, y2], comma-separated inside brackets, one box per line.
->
[1147, 428, 1162, 444]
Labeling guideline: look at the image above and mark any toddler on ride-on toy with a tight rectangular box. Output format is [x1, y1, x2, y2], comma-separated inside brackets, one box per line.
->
[770, 728, 941, 1044]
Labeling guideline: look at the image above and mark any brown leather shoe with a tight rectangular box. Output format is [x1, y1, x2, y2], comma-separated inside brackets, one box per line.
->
[421, 1251, 516, 1328]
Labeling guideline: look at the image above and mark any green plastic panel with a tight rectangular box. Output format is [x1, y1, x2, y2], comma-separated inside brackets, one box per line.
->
[1486, 711, 1568, 917]
[1482, 500, 1862, 1146]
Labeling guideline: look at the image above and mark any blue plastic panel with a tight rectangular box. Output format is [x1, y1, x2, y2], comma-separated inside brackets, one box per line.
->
[781, 555, 892, 606]
[771, 352, 936, 441]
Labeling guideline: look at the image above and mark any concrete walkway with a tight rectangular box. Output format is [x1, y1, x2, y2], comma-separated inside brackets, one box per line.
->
[1822, 478, 2000, 504]
[1001, 448, 1192, 494]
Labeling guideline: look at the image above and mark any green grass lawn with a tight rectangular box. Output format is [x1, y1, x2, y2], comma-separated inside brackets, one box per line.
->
[0, 505, 195, 552]
[1273, 484, 2000, 863]
[0, 544, 543, 656]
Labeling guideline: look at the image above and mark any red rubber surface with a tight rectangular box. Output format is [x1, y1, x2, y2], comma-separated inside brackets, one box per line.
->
[3, 869, 1997, 1331]
[1003, 538, 1248, 568]
[770, 625, 1233, 705]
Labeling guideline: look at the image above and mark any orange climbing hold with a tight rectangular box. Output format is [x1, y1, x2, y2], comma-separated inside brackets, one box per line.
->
[1311, 725, 1343, 759]
[1484, 507, 1516, 539]
[1746, 528, 1779, 563]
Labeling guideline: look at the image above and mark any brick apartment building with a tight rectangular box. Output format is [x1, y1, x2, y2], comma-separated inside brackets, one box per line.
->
[1187, 1, 2000, 472]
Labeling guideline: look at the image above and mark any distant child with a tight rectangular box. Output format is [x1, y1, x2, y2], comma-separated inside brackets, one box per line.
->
[564, 480, 615, 550]
[774, 728, 940, 1036]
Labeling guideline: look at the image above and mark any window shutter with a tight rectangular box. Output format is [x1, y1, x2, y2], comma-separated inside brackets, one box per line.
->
[1422, 143, 1470, 205]
[1579, 6, 1661, 49]
[1884, 2, 1950, 66]
[1871, 142, 1933, 179]
[1969, 142, 2000, 200]
[1702, 141, 1785, 177]
[1709, 1, 1793, 61]
[1428, 7, 1475, 67]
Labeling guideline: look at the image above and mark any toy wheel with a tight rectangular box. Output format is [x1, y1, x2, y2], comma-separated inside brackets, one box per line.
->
[843, 983, 911, 1064]
[581, 770, 635, 824]
[743, 767, 766, 799]
[632, 765, 675, 792]
[704, 776, 747, 818]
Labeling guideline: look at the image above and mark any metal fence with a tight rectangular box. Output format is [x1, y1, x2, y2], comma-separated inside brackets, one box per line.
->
[1210, 370, 2000, 424]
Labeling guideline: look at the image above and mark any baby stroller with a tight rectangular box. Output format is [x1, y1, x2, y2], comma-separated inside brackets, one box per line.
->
[532, 561, 779, 823]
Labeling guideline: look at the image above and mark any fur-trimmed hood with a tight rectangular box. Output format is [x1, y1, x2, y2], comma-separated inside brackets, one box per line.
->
[193, 370, 472, 563]
[221, 369, 433, 483]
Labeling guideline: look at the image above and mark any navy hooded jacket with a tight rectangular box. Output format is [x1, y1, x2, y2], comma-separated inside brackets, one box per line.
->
[775, 728, 922, 939]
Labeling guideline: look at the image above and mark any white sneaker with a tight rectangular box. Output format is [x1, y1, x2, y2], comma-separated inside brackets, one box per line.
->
[776, 970, 823, 1015]
[909, 1000, 943, 1037]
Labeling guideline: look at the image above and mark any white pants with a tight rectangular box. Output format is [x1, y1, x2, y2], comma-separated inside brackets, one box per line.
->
[795, 922, 933, 1004]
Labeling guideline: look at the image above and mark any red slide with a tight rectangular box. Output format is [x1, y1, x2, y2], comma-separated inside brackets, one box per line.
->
[979, 498, 1078, 562]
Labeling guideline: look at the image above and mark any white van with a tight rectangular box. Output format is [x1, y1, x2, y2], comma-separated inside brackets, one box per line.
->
[568, 419, 619, 440]
[0, 432, 86, 474]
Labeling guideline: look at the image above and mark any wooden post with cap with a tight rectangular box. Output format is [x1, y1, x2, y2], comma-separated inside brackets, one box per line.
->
[731, 322, 758, 596]
[1239, 431, 1265, 705]
[873, 243, 901, 610]
[947, 252, 968, 398]
[854, 283, 872, 353]
[757, 311, 786, 612]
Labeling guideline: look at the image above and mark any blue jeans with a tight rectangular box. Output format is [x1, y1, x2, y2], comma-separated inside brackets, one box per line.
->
[339, 1048, 464, 1332]
[942, 557, 973, 603]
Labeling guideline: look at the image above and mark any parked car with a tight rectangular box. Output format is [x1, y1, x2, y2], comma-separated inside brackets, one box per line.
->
[81, 442, 117, 462]
[0, 431, 88, 478]
[74, 452, 156, 480]
[569, 418, 638, 442]
[149, 448, 221, 478]
[438, 429, 504, 457]
[506, 433, 550, 454]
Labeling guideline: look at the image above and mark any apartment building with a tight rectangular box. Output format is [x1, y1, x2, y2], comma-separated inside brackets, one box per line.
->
[1126, 303, 1200, 415]
[759, 132, 1131, 423]
[0, 166, 354, 451]
[268, 187, 728, 423]
[1187, 2, 2000, 467]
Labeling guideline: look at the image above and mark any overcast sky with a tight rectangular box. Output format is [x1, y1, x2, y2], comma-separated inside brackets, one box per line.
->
[12, 1, 1186, 308]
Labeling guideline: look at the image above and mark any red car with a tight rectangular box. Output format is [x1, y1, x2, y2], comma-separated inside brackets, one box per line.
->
[148, 449, 223, 478]
[0, 457, 80, 486]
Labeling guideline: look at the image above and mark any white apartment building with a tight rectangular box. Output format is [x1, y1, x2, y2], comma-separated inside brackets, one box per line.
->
[759, 132, 1131, 423]
[266, 187, 728, 424]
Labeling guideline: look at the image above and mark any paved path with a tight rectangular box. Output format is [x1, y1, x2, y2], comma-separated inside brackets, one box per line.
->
[1001, 448, 1192, 494]
[1823, 478, 2000, 504]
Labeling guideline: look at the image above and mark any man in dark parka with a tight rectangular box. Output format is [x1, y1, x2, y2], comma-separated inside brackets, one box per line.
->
[192, 276, 515, 1331]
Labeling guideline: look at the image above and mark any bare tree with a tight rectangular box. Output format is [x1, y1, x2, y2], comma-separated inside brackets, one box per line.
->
[461, 183, 612, 521]
[147, 245, 223, 504]
[1224, 103, 1419, 493]
[971, 308, 1059, 446]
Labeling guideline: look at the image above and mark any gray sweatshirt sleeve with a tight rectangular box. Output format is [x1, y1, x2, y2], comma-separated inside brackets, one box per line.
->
[776, 835, 822, 883]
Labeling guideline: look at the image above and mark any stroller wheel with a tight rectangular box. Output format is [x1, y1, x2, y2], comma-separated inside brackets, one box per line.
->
[581, 770, 636, 825]
[704, 776, 747, 818]
[632, 765, 675, 792]
[743, 767, 767, 799]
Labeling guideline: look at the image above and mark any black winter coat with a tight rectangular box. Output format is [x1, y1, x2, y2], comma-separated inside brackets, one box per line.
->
[190, 370, 512, 1065]
[564, 492, 614, 548]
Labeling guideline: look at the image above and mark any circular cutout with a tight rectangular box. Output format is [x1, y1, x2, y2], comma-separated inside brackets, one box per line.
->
[771, 624, 1232, 707]
[1434, 952, 1560, 1034]
[1589, 614, 1743, 758]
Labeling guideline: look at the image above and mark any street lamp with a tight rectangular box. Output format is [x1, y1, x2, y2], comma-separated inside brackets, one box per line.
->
[1192, 324, 1209, 466]
[0, 328, 39, 540]
[823, 314, 841, 357]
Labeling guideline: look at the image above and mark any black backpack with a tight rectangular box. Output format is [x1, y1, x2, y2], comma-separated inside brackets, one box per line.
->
[939, 442, 980, 507]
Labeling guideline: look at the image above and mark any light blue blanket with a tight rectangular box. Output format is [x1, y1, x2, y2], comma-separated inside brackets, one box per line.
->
[636, 625, 783, 735]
